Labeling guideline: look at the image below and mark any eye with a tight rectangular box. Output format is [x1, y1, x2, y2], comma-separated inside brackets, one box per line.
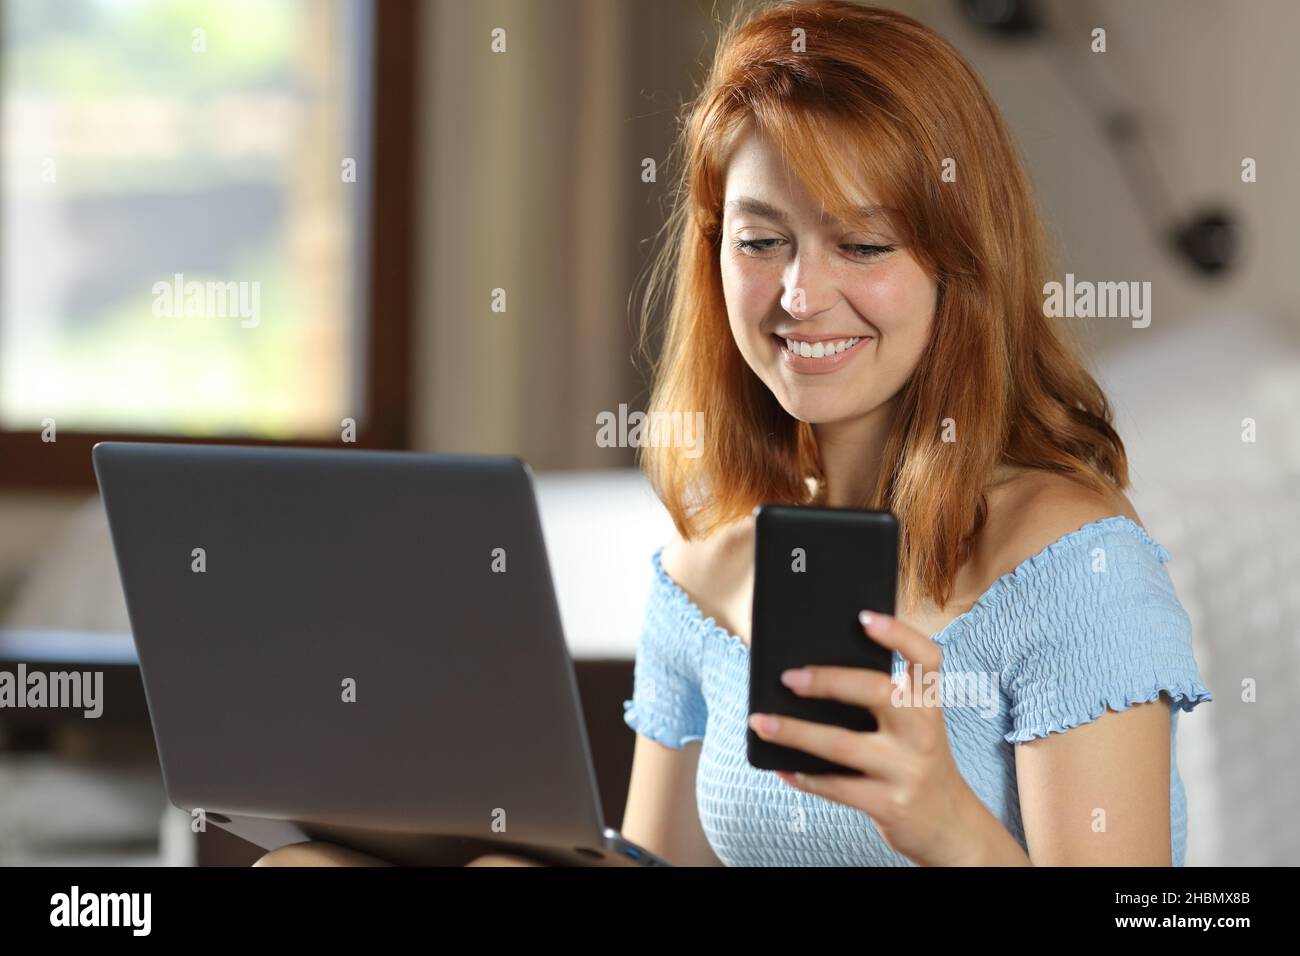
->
[843, 244, 894, 260]
[732, 237, 785, 256]
[730, 237, 894, 261]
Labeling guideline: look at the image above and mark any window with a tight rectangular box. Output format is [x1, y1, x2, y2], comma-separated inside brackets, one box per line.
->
[0, 0, 416, 488]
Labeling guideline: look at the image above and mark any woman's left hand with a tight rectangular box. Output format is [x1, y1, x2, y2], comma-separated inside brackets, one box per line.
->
[748, 610, 989, 867]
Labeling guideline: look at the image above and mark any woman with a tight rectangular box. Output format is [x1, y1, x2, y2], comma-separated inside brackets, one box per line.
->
[260, 0, 1211, 867]
[616, 0, 1212, 868]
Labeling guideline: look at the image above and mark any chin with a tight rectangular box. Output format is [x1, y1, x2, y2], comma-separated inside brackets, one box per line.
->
[771, 391, 864, 426]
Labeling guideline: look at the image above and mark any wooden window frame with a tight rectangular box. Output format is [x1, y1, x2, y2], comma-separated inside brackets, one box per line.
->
[0, 0, 419, 491]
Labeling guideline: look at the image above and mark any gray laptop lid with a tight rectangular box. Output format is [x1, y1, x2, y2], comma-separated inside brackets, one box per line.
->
[93, 442, 611, 862]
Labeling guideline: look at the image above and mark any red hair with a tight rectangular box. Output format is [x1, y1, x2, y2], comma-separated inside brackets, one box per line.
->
[637, 0, 1128, 612]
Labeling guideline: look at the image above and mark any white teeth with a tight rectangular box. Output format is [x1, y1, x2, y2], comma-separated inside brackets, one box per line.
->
[783, 336, 862, 358]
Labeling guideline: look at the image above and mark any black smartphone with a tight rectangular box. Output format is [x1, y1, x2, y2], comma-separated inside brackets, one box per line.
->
[748, 504, 898, 775]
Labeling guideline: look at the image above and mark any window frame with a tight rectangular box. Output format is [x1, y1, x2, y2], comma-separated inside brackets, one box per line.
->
[0, 0, 419, 491]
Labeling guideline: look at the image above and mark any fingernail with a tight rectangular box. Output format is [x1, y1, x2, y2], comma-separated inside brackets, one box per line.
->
[780, 668, 812, 689]
[750, 713, 780, 734]
[861, 610, 891, 632]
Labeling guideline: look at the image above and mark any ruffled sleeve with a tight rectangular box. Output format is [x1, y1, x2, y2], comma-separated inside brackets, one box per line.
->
[622, 549, 709, 748]
[1000, 519, 1213, 744]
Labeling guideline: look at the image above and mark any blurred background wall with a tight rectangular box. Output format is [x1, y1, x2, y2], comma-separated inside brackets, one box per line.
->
[5, 0, 1299, 568]
[6, 0, 1297, 552]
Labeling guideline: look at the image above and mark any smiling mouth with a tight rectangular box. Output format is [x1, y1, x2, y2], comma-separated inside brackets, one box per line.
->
[776, 335, 864, 358]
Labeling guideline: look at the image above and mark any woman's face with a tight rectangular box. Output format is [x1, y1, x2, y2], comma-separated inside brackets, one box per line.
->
[719, 126, 938, 426]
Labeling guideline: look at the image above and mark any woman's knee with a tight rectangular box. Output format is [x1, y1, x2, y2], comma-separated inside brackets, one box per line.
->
[464, 852, 545, 867]
[252, 841, 393, 867]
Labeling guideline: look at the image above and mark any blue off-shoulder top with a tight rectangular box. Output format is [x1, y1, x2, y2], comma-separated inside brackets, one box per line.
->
[622, 515, 1214, 866]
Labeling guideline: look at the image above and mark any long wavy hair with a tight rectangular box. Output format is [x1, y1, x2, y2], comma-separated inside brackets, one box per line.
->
[636, 0, 1128, 613]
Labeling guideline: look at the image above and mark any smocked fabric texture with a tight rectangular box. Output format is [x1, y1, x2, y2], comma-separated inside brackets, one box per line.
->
[622, 515, 1213, 866]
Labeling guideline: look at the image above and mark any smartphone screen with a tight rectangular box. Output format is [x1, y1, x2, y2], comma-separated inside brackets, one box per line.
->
[748, 504, 898, 775]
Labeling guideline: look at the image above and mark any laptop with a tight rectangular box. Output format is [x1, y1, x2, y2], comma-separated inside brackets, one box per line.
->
[93, 441, 672, 867]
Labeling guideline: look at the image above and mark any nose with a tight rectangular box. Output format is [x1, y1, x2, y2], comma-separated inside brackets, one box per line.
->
[780, 252, 838, 321]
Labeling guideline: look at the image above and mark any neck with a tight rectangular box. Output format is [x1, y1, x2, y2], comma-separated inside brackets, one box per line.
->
[811, 396, 899, 508]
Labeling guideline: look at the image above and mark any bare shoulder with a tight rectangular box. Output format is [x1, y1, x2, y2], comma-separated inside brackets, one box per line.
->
[658, 514, 754, 616]
[985, 468, 1141, 573]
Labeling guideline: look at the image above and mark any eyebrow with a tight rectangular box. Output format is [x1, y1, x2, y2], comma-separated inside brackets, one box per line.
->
[723, 196, 887, 226]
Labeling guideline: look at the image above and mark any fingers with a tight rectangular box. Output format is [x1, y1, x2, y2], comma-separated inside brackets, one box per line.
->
[860, 611, 947, 739]
[748, 611, 947, 774]
[780, 663, 891, 709]
[765, 611, 947, 745]
[749, 710, 895, 776]
[859, 610, 942, 673]
[778, 663, 908, 734]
